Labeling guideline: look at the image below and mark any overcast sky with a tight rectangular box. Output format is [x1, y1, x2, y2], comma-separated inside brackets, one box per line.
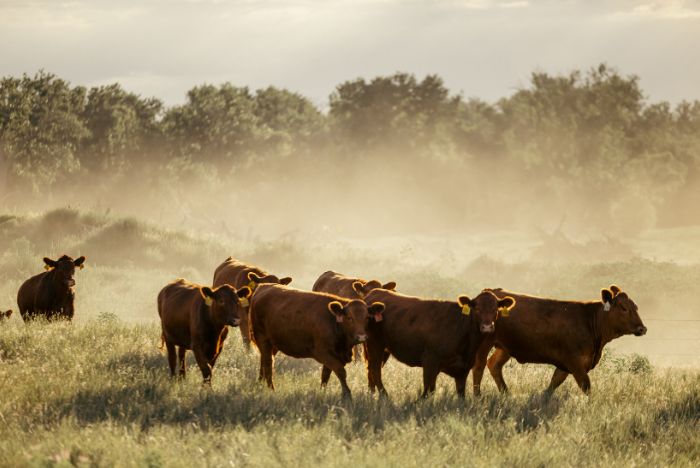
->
[1, 0, 699, 107]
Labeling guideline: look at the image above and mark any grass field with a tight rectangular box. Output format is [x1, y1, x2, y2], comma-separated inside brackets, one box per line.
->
[1, 209, 699, 466]
[0, 320, 698, 467]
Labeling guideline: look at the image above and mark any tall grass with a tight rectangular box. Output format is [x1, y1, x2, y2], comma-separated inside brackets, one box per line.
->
[0, 321, 697, 467]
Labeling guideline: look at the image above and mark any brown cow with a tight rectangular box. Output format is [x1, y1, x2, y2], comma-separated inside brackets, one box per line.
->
[17, 255, 86, 321]
[312, 270, 396, 365]
[312, 270, 396, 300]
[471, 285, 647, 396]
[249, 284, 385, 399]
[158, 279, 252, 384]
[1, 310, 12, 321]
[363, 288, 515, 398]
[213, 257, 292, 350]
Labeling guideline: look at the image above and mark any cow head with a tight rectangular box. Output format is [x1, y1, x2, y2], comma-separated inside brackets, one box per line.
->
[601, 285, 646, 337]
[0, 310, 12, 321]
[328, 299, 385, 344]
[44, 255, 86, 288]
[351, 280, 397, 298]
[200, 285, 252, 327]
[247, 272, 293, 290]
[458, 291, 515, 334]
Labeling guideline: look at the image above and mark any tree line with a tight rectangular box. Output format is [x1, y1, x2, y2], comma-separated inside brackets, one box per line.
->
[1, 66, 699, 230]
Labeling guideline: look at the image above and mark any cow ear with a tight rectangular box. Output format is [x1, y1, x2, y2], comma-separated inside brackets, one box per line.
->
[352, 282, 364, 296]
[43, 257, 57, 269]
[609, 285, 621, 297]
[327, 301, 345, 321]
[457, 295, 472, 315]
[248, 272, 263, 283]
[382, 281, 397, 291]
[200, 287, 215, 306]
[601, 289, 614, 309]
[237, 286, 252, 299]
[279, 277, 292, 285]
[498, 296, 515, 309]
[368, 302, 385, 321]
[74, 256, 86, 269]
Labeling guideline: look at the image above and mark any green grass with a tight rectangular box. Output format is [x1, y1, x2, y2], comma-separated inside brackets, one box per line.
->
[0, 321, 698, 467]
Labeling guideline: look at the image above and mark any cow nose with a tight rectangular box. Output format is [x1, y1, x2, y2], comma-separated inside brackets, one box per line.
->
[356, 334, 367, 343]
[66, 278, 76, 287]
[232, 318, 241, 327]
[480, 323, 495, 334]
[634, 326, 647, 336]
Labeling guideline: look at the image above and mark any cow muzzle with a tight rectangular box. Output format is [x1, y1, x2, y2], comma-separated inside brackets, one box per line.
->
[634, 326, 647, 336]
[355, 334, 367, 344]
[66, 278, 76, 287]
[230, 318, 241, 327]
[480, 322, 495, 334]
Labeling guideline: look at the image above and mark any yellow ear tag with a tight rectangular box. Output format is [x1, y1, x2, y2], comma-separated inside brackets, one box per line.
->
[79, 264, 84, 270]
[204, 296, 213, 306]
[248, 281, 257, 291]
[44, 265, 53, 271]
[461, 304, 471, 316]
[499, 307, 510, 318]
[239, 297, 249, 308]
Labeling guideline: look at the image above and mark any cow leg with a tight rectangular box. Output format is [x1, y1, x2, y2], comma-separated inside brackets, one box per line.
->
[471, 341, 491, 397]
[572, 371, 591, 395]
[166, 342, 177, 377]
[239, 312, 252, 351]
[257, 342, 275, 389]
[177, 347, 187, 377]
[192, 346, 213, 385]
[454, 372, 468, 399]
[317, 353, 352, 399]
[210, 328, 229, 368]
[365, 342, 388, 396]
[421, 361, 440, 398]
[487, 348, 511, 393]
[320, 366, 332, 388]
[545, 368, 569, 395]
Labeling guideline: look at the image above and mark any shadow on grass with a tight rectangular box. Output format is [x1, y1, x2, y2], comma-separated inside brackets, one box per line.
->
[47, 375, 565, 434]
[655, 392, 700, 425]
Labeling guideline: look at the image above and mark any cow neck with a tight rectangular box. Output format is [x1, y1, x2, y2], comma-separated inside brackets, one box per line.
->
[47, 269, 68, 298]
[200, 301, 223, 332]
[588, 302, 608, 370]
[458, 307, 479, 357]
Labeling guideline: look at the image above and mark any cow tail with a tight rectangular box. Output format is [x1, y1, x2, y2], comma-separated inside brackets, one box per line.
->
[159, 333, 165, 353]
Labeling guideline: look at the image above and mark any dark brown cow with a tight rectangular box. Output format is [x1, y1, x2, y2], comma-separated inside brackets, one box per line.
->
[1, 310, 12, 321]
[312, 270, 396, 365]
[312, 270, 396, 300]
[158, 279, 252, 384]
[249, 284, 385, 399]
[363, 288, 515, 398]
[17, 255, 86, 321]
[471, 285, 647, 396]
[213, 257, 292, 349]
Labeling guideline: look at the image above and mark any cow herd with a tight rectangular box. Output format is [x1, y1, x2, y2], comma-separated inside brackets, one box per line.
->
[6, 254, 648, 400]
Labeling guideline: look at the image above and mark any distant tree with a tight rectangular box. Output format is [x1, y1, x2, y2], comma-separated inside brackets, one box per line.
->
[0, 71, 88, 190]
[253, 86, 324, 157]
[329, 73, 460, 156]
[161, 83, 259, 163]
[80, 84, 163, 173]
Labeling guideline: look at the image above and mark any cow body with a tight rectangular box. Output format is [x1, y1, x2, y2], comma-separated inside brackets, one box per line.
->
[158, 279, 251, 384]
[312, 270, 396, 365]
[363, 289, 514, 398]
[471, 285, 647, 396]
[249, 284, 384, 399]
[17, 255, 86, 321]
[213, 257, 292, 349]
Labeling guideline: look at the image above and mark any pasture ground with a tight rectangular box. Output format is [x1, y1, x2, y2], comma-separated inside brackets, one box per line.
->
[1, 209, 699, 466]
[0, 321, 698, 467]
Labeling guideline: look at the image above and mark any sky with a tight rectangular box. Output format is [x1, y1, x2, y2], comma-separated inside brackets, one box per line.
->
[1, 0, 699, 108]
